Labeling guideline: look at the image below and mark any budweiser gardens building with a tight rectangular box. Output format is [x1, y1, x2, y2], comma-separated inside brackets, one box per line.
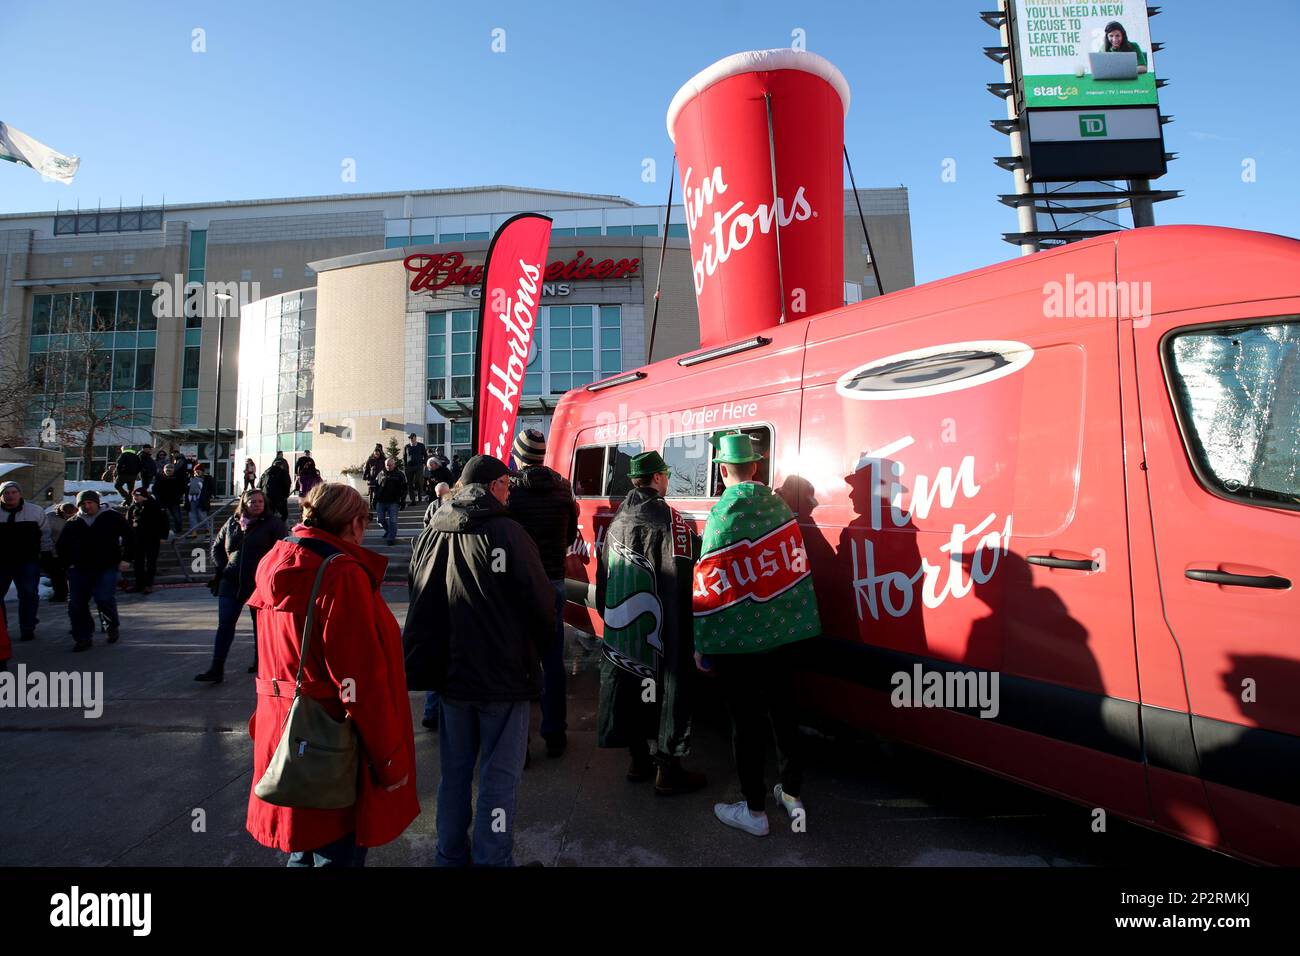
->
[0, 182, 910, 489]
[234, 185, 914, 481]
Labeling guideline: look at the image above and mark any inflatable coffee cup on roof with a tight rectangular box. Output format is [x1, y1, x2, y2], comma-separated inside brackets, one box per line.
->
[667, 49, 850, 349]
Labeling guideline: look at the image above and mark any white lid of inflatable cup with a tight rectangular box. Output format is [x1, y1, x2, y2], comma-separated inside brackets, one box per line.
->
[666, 48, 851, 143]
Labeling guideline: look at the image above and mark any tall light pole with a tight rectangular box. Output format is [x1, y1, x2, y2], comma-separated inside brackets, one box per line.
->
[213, 291, 232, 496]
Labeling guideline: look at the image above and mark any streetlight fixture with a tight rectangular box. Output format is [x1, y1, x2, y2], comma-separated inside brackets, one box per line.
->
[213, 291, 232, 496]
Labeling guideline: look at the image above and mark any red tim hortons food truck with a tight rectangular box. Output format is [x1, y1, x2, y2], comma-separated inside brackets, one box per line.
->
[547, 50, 1300, 864]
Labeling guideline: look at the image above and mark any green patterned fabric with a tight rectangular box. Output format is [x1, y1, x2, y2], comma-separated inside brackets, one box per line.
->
[693, 482, 820, 654]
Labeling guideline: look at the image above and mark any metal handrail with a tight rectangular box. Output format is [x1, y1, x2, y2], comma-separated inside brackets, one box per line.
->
[165, 497, 236, 582]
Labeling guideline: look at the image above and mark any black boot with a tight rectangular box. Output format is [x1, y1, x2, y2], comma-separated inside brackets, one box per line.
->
[194, 661, 224, 684]
[654, 755, 708, 795]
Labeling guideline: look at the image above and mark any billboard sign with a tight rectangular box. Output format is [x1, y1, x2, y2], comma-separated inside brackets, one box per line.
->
[1012, 1, 1157, 109]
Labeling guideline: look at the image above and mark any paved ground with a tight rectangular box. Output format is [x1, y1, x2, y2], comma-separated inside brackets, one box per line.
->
[1, 585, 1238, 867]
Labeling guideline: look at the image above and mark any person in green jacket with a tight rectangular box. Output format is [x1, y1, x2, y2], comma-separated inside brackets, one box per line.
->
[694, 433, 821, 837]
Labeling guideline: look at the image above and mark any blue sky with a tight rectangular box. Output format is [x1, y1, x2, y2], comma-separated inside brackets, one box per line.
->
[2, 0, 1295, 283]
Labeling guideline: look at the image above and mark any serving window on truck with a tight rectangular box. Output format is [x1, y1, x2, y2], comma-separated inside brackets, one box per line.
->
[661, 424, 773, 499]
[571, 441, 643, 498]
[1163, 317, 1300, 511]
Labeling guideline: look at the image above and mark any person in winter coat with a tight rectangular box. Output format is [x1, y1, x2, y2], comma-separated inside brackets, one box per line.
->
[169, 449, 189, 479]
[243, 458, 258, 493]
[152, 462, 187, 534]
[114, 446, 141, 500]
[0, 480, 51, 643]
[507, 428, 579, 758]
[0, 601, 9, 672]
[125, 487, 168, 594]
[372, 458, 407, 546]
[295, 450, 316, 480]
[362, 445, 386, 513]
[595, 451, 706, 794]
[403, 455, 556, 867]
[187, 463, 216, 530]
[57, 490, 133, 652]
[246, 482, 418, 866]
[195, 489, 288, 683]
[293, 465, 323, 499]
[137, 446, 158, 493]
[402, 433, 428, 505]
[43, 503, 77, 603]
[258, 459, 291, 522]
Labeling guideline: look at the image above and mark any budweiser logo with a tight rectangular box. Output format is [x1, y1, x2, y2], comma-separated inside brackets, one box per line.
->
[484, 259, 541, 459]
[693, 518, 810, 614]
[405, 251, 639, 293]
[682, 164, 814, 295]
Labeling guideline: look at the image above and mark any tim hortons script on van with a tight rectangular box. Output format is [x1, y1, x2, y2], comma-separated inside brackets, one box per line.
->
[682, 164, 813, 295]
[850, 435, 1014, 621]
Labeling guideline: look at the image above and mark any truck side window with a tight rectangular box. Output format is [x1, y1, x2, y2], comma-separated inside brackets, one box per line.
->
[1165, 318, 1300, 509]
[572, 446, 604, 497]
[572, 441, 644, 498]
[661, 425, 773, 498]
[605, 442, 642, 498]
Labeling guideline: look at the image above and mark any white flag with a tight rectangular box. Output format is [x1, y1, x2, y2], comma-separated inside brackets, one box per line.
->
[0, 122, 80, 184]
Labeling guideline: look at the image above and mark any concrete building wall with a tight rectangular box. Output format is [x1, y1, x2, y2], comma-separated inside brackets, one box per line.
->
[311, 259, 409, 479]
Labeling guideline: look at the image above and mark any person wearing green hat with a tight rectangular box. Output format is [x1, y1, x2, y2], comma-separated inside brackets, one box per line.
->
[596, 449, 707, 795]
[695, 432, 821, 837]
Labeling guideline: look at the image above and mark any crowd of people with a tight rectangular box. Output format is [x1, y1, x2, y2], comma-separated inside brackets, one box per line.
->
[1, 427, 819, 867]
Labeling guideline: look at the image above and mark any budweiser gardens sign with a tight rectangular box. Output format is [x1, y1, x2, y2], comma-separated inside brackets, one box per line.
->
[404, 250, 640, 293]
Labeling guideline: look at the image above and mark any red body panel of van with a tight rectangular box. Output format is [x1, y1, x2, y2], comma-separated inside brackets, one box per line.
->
[548, 225, 1300, 863]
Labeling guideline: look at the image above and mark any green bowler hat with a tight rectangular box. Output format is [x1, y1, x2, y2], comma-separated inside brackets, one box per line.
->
[628, 450, 671, 478]
[712, 433, 763, 464]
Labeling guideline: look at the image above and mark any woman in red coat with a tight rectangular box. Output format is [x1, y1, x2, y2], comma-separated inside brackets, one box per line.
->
[246, 482, 418, 866]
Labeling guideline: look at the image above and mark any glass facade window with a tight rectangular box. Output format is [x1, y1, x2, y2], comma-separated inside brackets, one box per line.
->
[25, 290, 163, 456]
[549, 305, 596, 393]
[234, 290, 317, 475]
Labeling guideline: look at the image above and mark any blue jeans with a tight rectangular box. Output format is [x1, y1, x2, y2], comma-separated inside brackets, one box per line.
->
[67, 568, 120, 643]
[286, 832, 367, 867]
[0, 561, 41, 638]
[435, 698, 530, 867]
[540, 580, 567, 738]
[165, 504, 184, 534]
[377, 502, 400, 544]
[212, 594, 257, 664]
[424, 691, 440, 720]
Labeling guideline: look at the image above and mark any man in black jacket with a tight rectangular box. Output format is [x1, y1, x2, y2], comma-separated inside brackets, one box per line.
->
[137, 445, 158, 493]
[373, 458, 407, 546]
[403, 454, 555, 867]
[57, 490, 133, 651]
[403, 433, 428, 506]
[152, 462, 187, 534]
[257, 459, 290, 521]
[125, 487, 168, 593]
[0, 480, 51, 642]
[596, 451, 706, 795]
[507, 428, 578, 757]
[114, 446, 140, 501]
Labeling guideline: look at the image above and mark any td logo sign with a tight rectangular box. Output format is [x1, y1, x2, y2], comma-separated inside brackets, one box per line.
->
[1079, 114, 1108, 138]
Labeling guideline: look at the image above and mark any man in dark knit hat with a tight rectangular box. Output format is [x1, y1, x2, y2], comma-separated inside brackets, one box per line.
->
[596, 450, 706, 795]
[507, 427, 578, 757]
[404, 454, 556, 866]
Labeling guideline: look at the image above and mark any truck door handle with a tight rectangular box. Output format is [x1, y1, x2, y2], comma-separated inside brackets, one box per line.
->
[1184, 569, 1291, 590]
[1027, 554, 1098, 571]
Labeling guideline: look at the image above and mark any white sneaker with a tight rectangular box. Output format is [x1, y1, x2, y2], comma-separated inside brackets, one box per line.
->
[714, 800, 769, 836]
[773, 784, 804, 819]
